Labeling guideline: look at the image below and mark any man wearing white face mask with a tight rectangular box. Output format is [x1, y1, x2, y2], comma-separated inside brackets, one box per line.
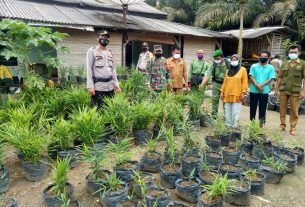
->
[275, 45, 305, 136]
[167, 46, 188, 93]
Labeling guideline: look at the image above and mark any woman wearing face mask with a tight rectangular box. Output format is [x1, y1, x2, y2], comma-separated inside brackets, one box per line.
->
[220, 54, 248, 128]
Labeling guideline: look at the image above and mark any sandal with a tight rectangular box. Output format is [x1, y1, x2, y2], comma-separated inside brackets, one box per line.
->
[290, 128, 297, 136]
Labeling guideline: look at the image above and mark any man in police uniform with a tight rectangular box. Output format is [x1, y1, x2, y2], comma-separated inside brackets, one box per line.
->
[136, 42, 153, 73]
[275, 45, 305, 136]
[87, 30, 121, 109]
[199, 49, 230, 117]
[188, 49, 210, 91]
[145, 45, 171, 93]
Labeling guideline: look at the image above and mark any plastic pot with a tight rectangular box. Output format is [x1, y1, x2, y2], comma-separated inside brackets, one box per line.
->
[175, 177, 201, 203]
[225, 179, 251, 206]
[239, 154, 260, 170]
[145, 186, 171, 207]
[274, 150, 297, 173]
[0, 165, 9, 193]
[253, 144, 273, 160]
[200, 114, 212, 127]
[58, 149, 78, 169]
[230, 132, 242, 142]
[219, 163, 242, 179]
[20, 157, 49, 181]
[198, 170, 221, 185]
[204, 152, 223, 169]
[130, 172, 155, 199]
[240, 141, 253, 155]
[259, 165, 285, 184]
[101, 183, 128, 207]
[160, 163, 182, 189]
[140, 151, 162, 173]
[181, 154, 201, 176]
[244, 173, 266, 196]
[42, 182, 74, 207]
[114, 161, 139, 182]
[218, 133, 231, 147]
[133, 130, 151, 145]
[222, 147, 240, 164]
[197, 191, 224, 207]
[152, 125, 166, 140]
[289, 147, 304, 165]
[164, 150, 180, 162]
[166, 201, 192, 207]
[86, 170, 111, 196]
[116, 198, 141, 207]
[205, 136, 221, 152]
[2, 197, 17, 207]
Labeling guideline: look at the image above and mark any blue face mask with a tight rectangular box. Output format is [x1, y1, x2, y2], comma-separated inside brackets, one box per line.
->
[288, 53, 298, 60]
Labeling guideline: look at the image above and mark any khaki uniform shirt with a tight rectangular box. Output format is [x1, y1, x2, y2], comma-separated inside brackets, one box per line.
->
[167, 57, 187, 89]
[278, 59, 305, 96]
[86, 46, 119, 92]
[136, 51, 153, 72]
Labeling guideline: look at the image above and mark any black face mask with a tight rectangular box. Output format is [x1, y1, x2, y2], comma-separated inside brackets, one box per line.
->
[155, 53, 162, 58]
[142, 47, 148, 52]
[99, 39, 109, 47]
[259, 57, 268, 63]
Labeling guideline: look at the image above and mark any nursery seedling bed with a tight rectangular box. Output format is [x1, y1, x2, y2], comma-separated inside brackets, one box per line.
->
[200, 171, 217, 182]
[183, 155, 200, 162]
[201, 193, 222, 205]
[162, 164, 181, 173]
[179, 180, 197, 186]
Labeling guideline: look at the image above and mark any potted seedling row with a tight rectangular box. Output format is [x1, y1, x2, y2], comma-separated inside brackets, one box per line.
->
[99, 173, 128, 207]
[139, 138, 162, 173]
[144, 185, 171, 207]
[129, 171, 155, 199]
[243, 169, 266, 196]
[78, 144, 110, 196]
[175, 169, 202, 203]
[131, 101, 155, 145]
[260, 157, 288, 184]
[198, 161, 222, 185]
[42, 157, 74, 207]
[50, 118, 78, 168]
[0, 140, 9, 194]
[224, 178, 251, 206]
[108, 139, 139, 183]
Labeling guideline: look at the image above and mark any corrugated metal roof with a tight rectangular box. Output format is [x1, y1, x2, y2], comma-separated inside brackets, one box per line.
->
[0, 0, 230, 38]
[221, 26, 296, 39]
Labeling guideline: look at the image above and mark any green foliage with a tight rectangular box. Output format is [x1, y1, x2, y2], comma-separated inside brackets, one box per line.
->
[132, 101, 155, 130]
[0, 139, 4, 167]
[116, 66, 129, 75]
[132, 171, 154, 197]
[70, 107, 107, 145]
[99, 173, 125, 198]
[245, 120, 264, 143]
[63, 86, 90, 113]
[213, 114, 229, 136]
[244, 169, 258, 182]
[103, 94, 133, 137]
[107, 138, 137, 166]
[200, 160, 214, 172]
[24, 72, 46, 90]
[203, 174, 235, 200]
[0, 19, 68, 73]
[50, 157, 70, 196]
[50, 118, 74, 150]
[79, 144, 107, 181]
[60, 193, 70, 207]
[179, 116, 198, 151]
[185, 91, 204, 120]
[164, 127, 178, 164]
[262, 157, 288, 173]
[146, 138, 158, 152]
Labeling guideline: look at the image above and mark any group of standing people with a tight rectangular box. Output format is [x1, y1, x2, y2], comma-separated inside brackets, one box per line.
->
[86, 30, 305, 136]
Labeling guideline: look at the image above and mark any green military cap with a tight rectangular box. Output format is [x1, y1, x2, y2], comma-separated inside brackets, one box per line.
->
[154, 45, 163, 52]
[213, 49, 223, 58]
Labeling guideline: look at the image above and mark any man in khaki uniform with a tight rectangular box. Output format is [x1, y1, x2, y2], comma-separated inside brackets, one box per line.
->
[275, 45, 305, 136]
[167, 46, 188, 93]
[87, 30, 121, 109]
[136, 42, 153, 73]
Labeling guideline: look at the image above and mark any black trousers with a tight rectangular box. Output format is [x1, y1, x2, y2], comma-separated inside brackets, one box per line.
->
[91, 90, 114, 109]
[250, 92, 269, 125]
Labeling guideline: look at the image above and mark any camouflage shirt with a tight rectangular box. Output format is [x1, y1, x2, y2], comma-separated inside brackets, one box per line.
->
[145, 57, 171, 91]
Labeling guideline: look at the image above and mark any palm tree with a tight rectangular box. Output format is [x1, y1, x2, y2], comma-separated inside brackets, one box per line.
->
[195, 0, 268, 30]
[238, 0, 246, 57]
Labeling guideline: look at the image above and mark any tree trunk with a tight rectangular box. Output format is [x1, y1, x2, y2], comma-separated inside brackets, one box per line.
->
[238, 2, 245, 58]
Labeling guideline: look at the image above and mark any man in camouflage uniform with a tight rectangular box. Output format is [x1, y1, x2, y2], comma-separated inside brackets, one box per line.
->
[145, 45, 171, 93]
[200, 49, 230, 117]
[188, 49, 210, 91]
[87, 30, 121, 109]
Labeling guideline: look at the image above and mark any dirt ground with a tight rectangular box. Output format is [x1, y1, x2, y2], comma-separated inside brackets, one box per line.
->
[4, 105, 305, 207]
